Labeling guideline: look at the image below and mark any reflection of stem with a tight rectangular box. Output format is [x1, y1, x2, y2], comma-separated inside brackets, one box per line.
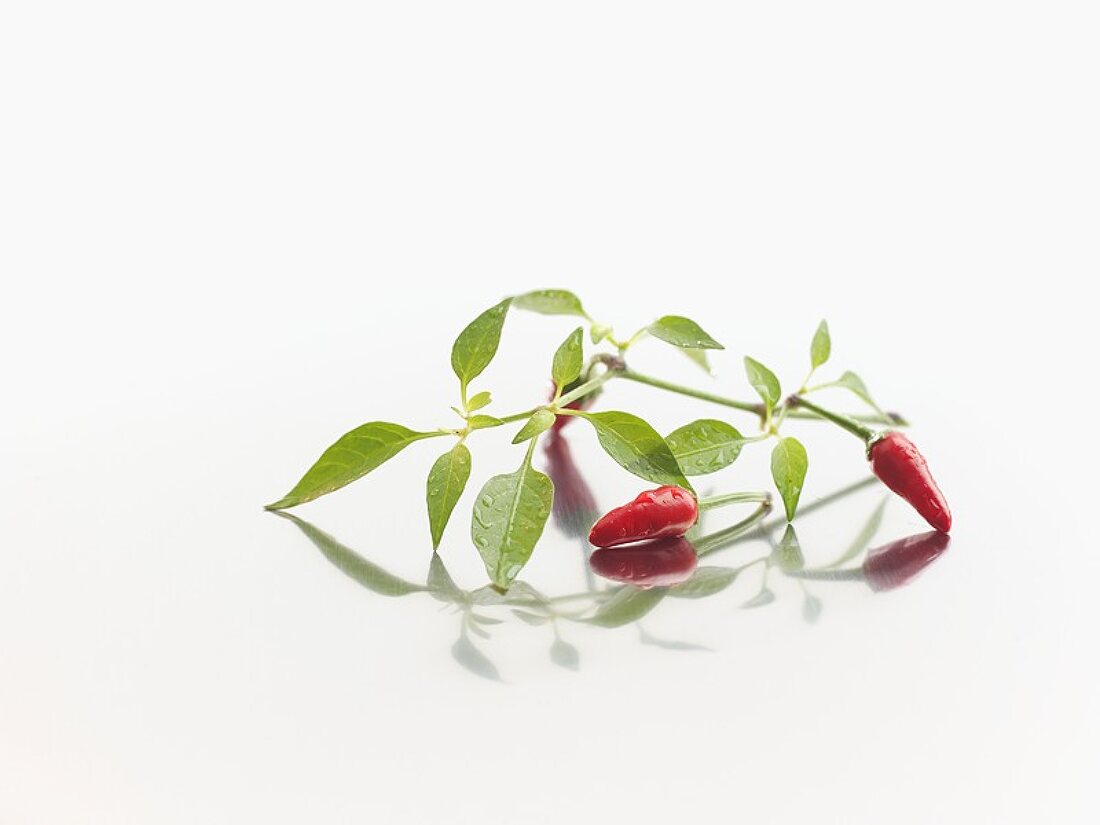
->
[698, 491, 771, 510]
[694, 501, 773, 557]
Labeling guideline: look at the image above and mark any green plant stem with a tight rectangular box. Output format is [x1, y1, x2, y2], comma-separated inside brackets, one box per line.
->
[697, 491, 772, 511]
[787, 396, 875, 442]
[556, 369, 615, 407]
[694, 501, 774, 557]
[618, 370, 761, 413]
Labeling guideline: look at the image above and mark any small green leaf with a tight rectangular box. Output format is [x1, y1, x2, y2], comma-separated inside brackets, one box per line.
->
[470, 454, 554, 589]
[451, 299, 511, 390]
[512, 409, 557, 444]
[574, 411, 693, 492]
[551, 327, 585, 388]
[426, 444, 472, 550]
[266, 422, 438, 510]
[678, 347, 713, 375]
[744, 356, 781, 413]
[771, 437, 808, 522]
[512, 289, 587, 318]
[590, 323, 612, 345]
[647, 315, 725, 350]
[667, 566, 740, 599]
[834, 370, 884, 414]
[276, 513, 424, 597]
[772, 524, 805, 571]
[466, 391, 492, 412]
[587, 586, 666, 628]
[665, 419, 745, 476]
[810, 320, 831, 369]
[468, 414, 503, 430]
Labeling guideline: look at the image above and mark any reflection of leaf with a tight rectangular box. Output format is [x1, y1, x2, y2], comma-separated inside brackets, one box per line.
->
[469, 613, 504, 626]
[587, 587, 666, 628]
[277, 513, 425, 597]
[772, 525, 805, 571]
[467, 621, 491, 639]
[427, 552, 464, 603]
[550, 639, 580, 671]
[511, 609, 550, 625]
[827, 497, 888, 567]
[743, 588, 776, 608]
[638, 628, 712, 652]
[452, 635, 502, 681]
[668, 566, 740, 599]
[469, 580, 549, 606]
[802, 594, 823, 624]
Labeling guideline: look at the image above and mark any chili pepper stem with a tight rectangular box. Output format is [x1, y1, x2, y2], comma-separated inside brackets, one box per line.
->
[697, 491, 772, 511]
[556, 369, 616, 408]
[787, 395, 876, 443]
[694, 500, 774, 557]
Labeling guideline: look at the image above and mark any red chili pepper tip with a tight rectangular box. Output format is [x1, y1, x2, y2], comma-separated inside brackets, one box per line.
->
[589, 536, 698, 589]
[588, 485, 699, 548]
[869, 432, 952, 533]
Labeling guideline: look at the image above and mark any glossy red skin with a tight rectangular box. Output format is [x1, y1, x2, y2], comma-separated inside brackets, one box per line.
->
[862, 530, 951, 592]
[589, 536, 698, 588]
[869, 432, 952, 533]
[588, 485, 698, 548]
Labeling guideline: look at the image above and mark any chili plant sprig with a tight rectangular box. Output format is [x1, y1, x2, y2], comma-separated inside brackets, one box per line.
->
[265, 288, 944, 590]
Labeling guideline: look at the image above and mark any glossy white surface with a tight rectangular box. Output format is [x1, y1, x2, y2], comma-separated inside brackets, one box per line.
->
[3, 3, 1097, 822]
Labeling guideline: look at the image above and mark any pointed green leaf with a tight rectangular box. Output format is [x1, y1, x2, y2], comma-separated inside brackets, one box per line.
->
[466, 391, 492, 412]
[551, 327, 585, 388]
[468, 414, 503, 430]
[276, 513, 424, 597]
[665, 419, 745, 476]
[834, 370, 884, 414]
[426, 443, 472, 550]
[587, 586, 666, 628]
[511, 409, 556, 444]
[470, 455, 554, 588]
[590, 323, 612, 345]
[574, 410, 693, 492]
[771, 437, 808, 522]
[810, 320, 831, 369]
[512, 289, 587, 317]
[451, 299, 511, 389]
[647, 315, 724, 349]
[772, 524, 805, 571]
[266, 422, 438, 510]
[667, 566, 740, 599]
[679, 347, 713, 374]
[744, 356, 781, 412]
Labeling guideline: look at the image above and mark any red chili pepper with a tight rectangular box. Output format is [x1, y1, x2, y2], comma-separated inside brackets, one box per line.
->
[543, 432, 600, 538]
[862, 530, 951, 592]
[589, 536, 698, 588]
[549, 377, 600, 431]
[869, 432, 952, 533]
[588, 485, 698, 548]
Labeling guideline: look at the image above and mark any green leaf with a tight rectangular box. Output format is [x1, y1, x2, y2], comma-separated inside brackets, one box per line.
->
[810, 320, 831, 369]
[834, 370, 884, 414]
[590, 323, 612, 345]
[512, 289, 587, 318]
[574, 411, 693, 492]
[587, 586, 666, 628]
[744, 356, 781, 413]
[678, 347, 713, 375]
[276, 513, 424, 597]
[266, 422, 437, 510]
[468, 414, 503, 430]
[451, 299, 511, 390]
[647, 315, 725, 350]
[665, 419, 745, 476]
[772, 524, 805, 571]
[551, 327, 585, 388]
[771, 437, 808, 522]
[667, 566, 740, 599]
[426, 443, 472, 550]
[466, 391, 492, 412]
[470, 454, 554, 588]
[511, 409, 556, 444]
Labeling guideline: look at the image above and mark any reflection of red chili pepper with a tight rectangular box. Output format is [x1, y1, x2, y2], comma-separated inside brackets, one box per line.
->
[588, 486, 698, 548]
[869, 432, 952, 533]
[543, 432, 600, 537]
[589, 536, 698, 588]
[549, 377, 600, 431]
[862, 530, 951, 591]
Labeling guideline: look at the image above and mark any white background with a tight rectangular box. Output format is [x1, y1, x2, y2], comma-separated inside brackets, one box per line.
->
[2, 2, 1098, 823]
